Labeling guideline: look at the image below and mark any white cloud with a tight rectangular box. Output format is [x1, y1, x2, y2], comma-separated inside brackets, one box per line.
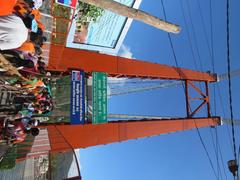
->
[118, 44, 134, 59]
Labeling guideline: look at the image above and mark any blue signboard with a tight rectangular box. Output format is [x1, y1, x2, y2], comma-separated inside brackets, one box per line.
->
[70, 70, 85, 124]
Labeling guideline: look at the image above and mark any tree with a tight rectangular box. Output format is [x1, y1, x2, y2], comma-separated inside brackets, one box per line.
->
[79, 0, 180, 33]
[77, 2, 104, 23]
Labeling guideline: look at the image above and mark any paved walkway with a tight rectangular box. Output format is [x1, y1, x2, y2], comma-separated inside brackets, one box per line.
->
[0, 160, 26, 180]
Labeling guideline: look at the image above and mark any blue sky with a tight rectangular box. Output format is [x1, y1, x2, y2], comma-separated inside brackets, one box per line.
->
[77, 0, 240, 179]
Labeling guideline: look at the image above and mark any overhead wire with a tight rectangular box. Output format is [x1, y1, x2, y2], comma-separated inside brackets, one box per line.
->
[183, 1, 219, 173]
[178, 0, 204, 97]
[193, 1, 221, 176]
[194, 0, 222, 177]
[181, 0, 223, 178]
[160, 0, 219, 179]
[216, 83, 235, 155]
[238, 146, 240, 171]
[178, 0, 199, 72]
[159, 0, 185, 93]
[238, 146, 240, 178]
[209, 0, 226, 178]
[195, 0, 215, 70]
[226, 0, 239, 178]
[215, 127, 228, 180]
[185, 0, 204, 72]
[193, 120, 219, 180]
[184, 0, 205, 94]
[195, 0, 233, 178]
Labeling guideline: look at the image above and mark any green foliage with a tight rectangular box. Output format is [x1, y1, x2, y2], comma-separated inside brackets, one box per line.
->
[53, 4, 71, 18]
[49, 76, 71, 123]
[52, 4, 71, 45]
[76, 2, 104, 26]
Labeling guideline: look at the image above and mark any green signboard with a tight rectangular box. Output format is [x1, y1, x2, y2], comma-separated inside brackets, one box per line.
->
[92, 72, 107, 124]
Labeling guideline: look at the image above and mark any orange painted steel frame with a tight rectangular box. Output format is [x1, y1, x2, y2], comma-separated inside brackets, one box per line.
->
[48, 117, 221, 152]
[185, 80, 212, 118]
[48, 44, 216, 82]
[47, 45, 220, 152]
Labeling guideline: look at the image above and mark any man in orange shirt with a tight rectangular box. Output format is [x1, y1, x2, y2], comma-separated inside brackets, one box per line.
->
[17, 42, 35, 54]
[0, 0, 17, 16]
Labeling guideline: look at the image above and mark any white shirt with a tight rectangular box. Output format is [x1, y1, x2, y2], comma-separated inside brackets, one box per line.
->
[0, 14, 28, 50]
[33, 0, 43, 9]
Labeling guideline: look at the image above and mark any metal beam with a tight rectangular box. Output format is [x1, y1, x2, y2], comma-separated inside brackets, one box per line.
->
[48, 117, 221, 151]
[48, 45, 217, 82]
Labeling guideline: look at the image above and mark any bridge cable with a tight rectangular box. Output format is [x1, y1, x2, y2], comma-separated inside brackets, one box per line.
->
[160, 0, 219, 179]
[226, 0, 239, 178]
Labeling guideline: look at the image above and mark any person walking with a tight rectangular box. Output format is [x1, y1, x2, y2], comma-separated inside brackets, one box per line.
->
[0, 1, 29, 50]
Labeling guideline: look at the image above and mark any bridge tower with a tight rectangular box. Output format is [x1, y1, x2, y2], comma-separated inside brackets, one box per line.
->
[46, 45, 221, 152]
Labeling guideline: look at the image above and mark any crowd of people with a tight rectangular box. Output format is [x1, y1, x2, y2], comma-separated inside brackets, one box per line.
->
[0, 78, 53, 144]
[0, 0, 53, 145]
[0, 0, 47, 77]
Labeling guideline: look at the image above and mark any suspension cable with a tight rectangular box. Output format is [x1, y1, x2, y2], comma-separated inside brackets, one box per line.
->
[160, 0, 219, 179]
[226, 0, 238, 178]
[209, 0, 224, 178]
